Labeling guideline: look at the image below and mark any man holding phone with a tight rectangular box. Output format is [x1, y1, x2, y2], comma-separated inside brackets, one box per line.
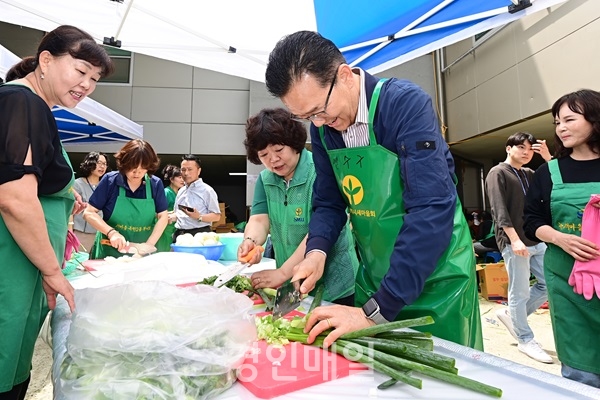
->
[172, 154, 221, 242]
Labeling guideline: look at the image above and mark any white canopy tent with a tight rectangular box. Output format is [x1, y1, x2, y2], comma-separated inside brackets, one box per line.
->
[0, 0, 568, 83]
[0, 43, 143, 144]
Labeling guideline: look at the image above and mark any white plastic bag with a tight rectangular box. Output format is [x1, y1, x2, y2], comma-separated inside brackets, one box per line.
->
[59, 281, 256, 399]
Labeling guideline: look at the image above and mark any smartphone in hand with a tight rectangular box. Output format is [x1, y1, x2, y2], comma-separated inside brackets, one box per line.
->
[178, 205, 195, 212]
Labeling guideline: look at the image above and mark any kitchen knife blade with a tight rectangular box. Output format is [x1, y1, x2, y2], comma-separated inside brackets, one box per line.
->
[99, 239, 156, 256]
[272, 279, 304, 320]
[213, 245, 264, 287]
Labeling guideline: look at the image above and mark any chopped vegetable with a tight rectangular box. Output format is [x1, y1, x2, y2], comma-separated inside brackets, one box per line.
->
[307, 284, 325, 314]
[254, 314, 503, 398]
[255, 314, 291, 346]
[255, 288, 276, 311]
[199, 275, 252, 292]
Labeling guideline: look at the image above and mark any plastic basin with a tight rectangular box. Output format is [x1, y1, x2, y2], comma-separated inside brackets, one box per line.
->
[170, 243, 225, 261]
[219, 233, 244, 260]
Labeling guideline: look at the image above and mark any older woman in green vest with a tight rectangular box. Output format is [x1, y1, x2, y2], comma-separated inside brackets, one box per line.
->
[239, 108, 359, 305]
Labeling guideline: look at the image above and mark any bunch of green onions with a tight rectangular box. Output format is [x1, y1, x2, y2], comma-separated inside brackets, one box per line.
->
[255, 304, 502, 397]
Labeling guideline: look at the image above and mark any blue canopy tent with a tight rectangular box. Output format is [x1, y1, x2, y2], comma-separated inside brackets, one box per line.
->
[0, 43, 142, 144]
[316, 0, 561, 73]
[0, 0, 567, 82]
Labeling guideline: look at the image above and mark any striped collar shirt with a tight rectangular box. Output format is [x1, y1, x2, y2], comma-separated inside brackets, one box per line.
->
[342, 68, 370, 148]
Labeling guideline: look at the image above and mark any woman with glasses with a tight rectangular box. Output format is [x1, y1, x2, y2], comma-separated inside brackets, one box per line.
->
[71, 151, 108, 252]
[240, 108, 359, 305]
[265, 31, 482, 350]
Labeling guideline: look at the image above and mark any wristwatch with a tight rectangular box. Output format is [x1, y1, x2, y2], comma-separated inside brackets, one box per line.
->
[198, 214, 203, 222]
[362, 298, 389, 325]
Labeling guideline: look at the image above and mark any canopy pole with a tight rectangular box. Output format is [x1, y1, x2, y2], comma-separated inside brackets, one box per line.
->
[114, 0, 135, 39]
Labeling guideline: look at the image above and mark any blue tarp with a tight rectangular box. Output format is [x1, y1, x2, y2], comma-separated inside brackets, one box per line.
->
[314, 0, 549, 73]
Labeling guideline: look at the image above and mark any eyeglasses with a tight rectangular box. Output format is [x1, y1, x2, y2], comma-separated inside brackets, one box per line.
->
[96, 161, 107, 167]
[291, 68, 338, 122]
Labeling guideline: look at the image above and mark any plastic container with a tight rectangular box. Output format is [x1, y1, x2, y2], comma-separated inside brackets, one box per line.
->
[219, 233, 245, 261]
[170, 243, 225, 261]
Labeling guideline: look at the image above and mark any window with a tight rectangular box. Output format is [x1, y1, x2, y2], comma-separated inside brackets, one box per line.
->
[100, 46, 132, 84]
[474, 30, 491, 41]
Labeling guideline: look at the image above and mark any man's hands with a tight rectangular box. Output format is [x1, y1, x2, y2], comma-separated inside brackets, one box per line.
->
[304, 305, 375, 348]
[291, 251, 326, 295]
[510, 239, 529, 257]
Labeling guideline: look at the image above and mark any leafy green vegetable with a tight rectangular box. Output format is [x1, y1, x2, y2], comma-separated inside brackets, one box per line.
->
[254, 315, 503, 398]
[199, 275, 252, 292]
[255, 314, 293, 346]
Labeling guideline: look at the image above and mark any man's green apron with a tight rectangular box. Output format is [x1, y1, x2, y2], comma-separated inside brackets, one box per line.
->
[544, 160, 600, 373]
[156, 186, 177, 252]
[0, 149, 74, 390]
[91, 177, 156, 259]
[319, 80, 482, 349]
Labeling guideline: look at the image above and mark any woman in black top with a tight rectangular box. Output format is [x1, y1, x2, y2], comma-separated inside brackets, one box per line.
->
[0, 26, 113, 398]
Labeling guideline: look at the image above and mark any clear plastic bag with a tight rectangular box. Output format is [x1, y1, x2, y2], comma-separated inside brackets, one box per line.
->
[59, 281, 256, 399]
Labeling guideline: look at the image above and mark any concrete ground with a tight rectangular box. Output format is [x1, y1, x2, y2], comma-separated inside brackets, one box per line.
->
[24, 296, 559, 400]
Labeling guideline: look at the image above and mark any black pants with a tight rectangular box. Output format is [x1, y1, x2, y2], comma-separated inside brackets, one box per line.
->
[0, 376, 30, 400]
[173, 226, 212, 242]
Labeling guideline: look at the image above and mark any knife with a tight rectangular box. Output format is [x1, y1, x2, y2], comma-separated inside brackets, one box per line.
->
[272, 279, 304, 320]
[100, 239, 156, 256]
[213, 245, 264, 287]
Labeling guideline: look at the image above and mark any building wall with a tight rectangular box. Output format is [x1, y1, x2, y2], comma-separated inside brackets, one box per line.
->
[444, 0, 600, 145]
[0, 22, 438, 216]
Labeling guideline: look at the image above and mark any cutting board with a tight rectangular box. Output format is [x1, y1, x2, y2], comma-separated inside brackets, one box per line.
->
[81, 259, 109, 271]
[239, 311, 366, 399]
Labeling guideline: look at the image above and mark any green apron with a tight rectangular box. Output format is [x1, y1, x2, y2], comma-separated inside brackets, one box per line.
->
[91, 176, 156, 259]
[0, 149, 75, 391]
[319, 80, 482, 349]
[544, 160, 600, 373]
[156, 186, 177, 252]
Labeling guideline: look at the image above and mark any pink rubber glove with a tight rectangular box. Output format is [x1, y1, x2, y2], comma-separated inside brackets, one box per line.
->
[568, 194, 600, 300]
[568, 262, 600, 300]
[63, 230, 81, 269]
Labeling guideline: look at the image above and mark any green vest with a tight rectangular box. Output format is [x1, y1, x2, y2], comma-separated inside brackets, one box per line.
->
[544, 159, 600, 373]
[319, 80, 482, 349]
[261, 149, 359, 302]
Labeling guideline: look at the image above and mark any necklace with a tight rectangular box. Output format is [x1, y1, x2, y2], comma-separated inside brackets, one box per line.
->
[85, 177, 97, 192]
[508, 165, 529, 195]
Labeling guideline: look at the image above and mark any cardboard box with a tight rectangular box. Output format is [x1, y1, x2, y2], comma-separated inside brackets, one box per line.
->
[213, 222, 236, 233]
[214, 202, 226, 226]
[477, 262, 508, 300]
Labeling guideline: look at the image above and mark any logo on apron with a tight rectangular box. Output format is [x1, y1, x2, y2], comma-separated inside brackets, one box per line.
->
[342, 175, 364, 206]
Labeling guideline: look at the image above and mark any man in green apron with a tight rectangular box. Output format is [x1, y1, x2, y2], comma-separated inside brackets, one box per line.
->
[265, 31, 482, 349]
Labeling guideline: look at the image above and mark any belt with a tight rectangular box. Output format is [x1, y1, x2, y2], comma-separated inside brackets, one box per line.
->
[174, 226, 211, 238]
